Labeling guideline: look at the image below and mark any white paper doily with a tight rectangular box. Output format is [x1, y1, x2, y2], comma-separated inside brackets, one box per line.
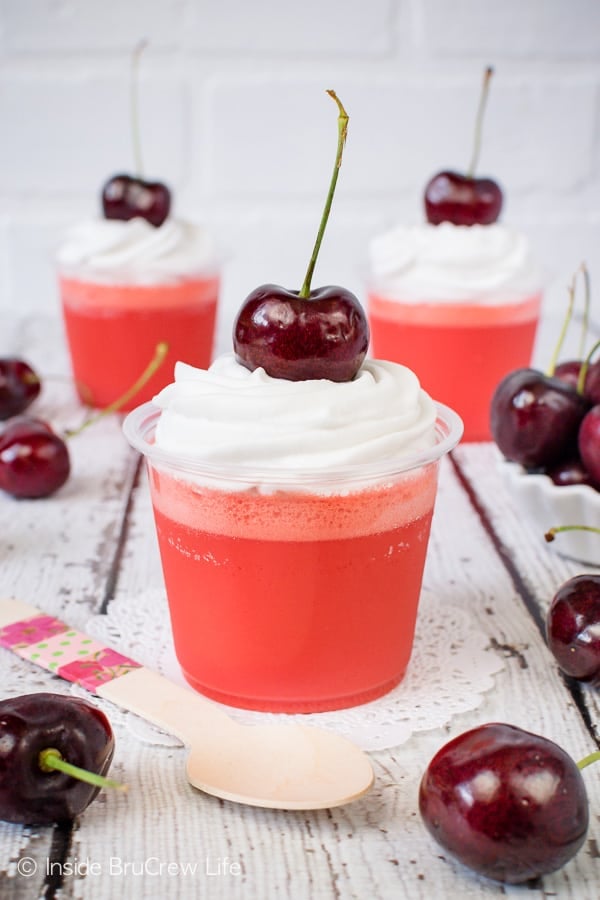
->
[81, 587, 505, 752]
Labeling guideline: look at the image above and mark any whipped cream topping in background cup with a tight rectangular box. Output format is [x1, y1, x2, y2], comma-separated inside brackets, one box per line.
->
[57, 217, 222, 411]
[366, 222, 543, 443]
[123, 354, 463, 713]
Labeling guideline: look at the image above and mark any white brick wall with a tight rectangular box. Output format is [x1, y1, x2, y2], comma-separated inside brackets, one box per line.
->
[1, 0, 599, 358]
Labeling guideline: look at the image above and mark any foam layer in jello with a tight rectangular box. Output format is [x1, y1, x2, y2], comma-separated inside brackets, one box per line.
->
[147, 463, 438, 541]
[60, 274, 219, 311]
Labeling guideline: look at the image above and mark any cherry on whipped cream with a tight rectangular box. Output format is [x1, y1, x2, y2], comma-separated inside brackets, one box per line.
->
[233, 90, 369, 382]
[424, 67, 503, 227]
[101, 43, 171, 229]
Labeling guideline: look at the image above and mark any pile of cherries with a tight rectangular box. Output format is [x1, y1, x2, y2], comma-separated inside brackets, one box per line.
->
[432, 280, 600, 884]
[491, 270, 600, 490]
[491, 361, 600, 489]
[423, 263, 600, 885]
[423, 66, 503, 228]
[0, 359, 70, 499]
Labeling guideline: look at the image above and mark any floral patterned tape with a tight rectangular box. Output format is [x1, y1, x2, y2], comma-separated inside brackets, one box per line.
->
[0, 613, 141, 692]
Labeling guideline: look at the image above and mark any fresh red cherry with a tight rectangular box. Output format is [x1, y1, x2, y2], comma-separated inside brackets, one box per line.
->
[0, 692, 120, 824]
[546, 575, 600, 683]
[583, 360, 600, 406]
[233, 91, 369, 382]
[578, 405, 600, 487]
[424, 171, 502, 227]
[553, 359, 582, 391]
[0, 358, 41, 420]
[101, 44, 171, 228]
[490, 368, 589, 468]
[102, 173, 171, 228]
[234, 284, 368, 382]
[554, 360, 600, 407]
[0, 416, 70, 499]
[424, 67, 503, 226]
[419, 723, 589, 884]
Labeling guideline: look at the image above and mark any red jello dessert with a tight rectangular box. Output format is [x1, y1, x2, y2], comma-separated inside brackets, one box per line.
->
[123, 356, 462, 712]
[57, 218, 220, 410]
[367, 222, 542, 442]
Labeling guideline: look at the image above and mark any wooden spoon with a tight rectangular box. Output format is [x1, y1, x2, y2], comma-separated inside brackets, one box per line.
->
[0, 598, 374, 809]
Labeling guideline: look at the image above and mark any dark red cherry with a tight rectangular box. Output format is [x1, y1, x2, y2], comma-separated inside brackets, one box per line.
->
[583, 360, 600, 405]
[546, 575, 600, 683]
[424, 171, 503, 226]
[419, 723, 589, 884]
[490, 368, 589, 468]
[553, 359, 582, 391]
[0, 358, 41, 420]
[0, 416, 70, 499]
[424, 67, 503, 227]
[102, 173, 171, 228]
[578, 405, 600, 487]
[234, 91, 369, 382]
[554, 359, 600, 406]
[233, 284, 369, 382]
[0, 693, 115, 824]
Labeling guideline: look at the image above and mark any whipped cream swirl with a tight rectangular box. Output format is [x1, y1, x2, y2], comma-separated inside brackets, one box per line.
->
[152, 354, 438, 474]
[369, 222, 541, 303]
[57, 217, 218, 284]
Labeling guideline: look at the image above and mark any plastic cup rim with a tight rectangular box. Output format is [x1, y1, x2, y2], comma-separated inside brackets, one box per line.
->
[122, 400, 464, 487]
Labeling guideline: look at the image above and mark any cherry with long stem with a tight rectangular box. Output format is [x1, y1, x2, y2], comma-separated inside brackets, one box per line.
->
[424, 66, 502, 227]
[233, 90, 368, 383]
[101, 42, 171, 227]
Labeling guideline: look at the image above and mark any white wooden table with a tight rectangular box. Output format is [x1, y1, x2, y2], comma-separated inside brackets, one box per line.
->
[1, 313, 599, 900]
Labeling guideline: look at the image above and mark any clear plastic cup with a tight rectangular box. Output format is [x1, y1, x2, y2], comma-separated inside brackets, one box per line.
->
[123, 399, 463, 712]
[59, 270, 220, 411]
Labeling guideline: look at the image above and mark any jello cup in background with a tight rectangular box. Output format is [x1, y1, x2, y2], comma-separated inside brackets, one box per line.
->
[367, 222, 543, 443]
[57, 218, 221, 411]
[123, 355, 463, 713]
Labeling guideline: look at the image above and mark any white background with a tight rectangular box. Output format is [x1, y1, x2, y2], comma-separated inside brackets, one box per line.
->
[1, 0, 599, 355]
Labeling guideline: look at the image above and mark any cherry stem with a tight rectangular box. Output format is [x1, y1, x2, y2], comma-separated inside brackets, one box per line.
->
[64, 341, 168, 439]
[545, 525, 600, 543]
[131, 39, 148, 178]
[467, 66, 494, 179]
[298, 90, 349, 300]
[577, 750, 600, 771]
[578, 262, 590, 359]
[38, 748, 128, 792]
[576, 337, 600, 396]
[547, 271, 577, 377]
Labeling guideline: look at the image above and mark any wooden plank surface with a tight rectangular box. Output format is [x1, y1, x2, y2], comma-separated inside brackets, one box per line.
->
[1, 314, 599, 899]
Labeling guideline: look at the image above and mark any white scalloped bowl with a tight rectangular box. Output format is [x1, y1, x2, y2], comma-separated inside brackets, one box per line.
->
[499, 459, 600, 567]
